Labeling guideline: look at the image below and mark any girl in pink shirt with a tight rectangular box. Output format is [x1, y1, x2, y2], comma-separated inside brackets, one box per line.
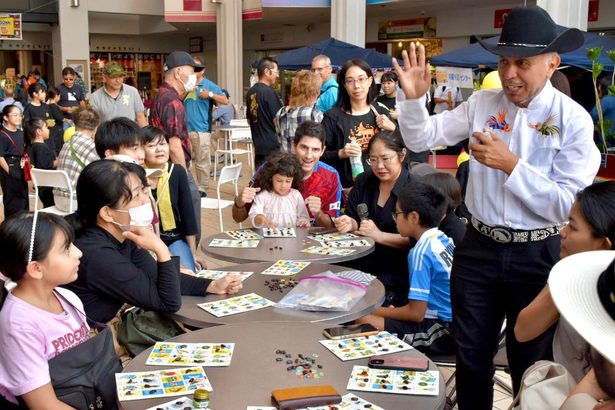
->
[0, 212, 86, 408]
[249, 152, 310, 228]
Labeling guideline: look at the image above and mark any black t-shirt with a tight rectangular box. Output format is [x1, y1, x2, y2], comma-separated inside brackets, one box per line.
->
[58, 84, 85, 119]
[246, 83, 283, 156]
[322, 106, 386, 188]
[376, 95, 396, 111]
[23, 103, 51, 122]
[28, 142, 55, 169]
[439, 213, 467, 246]
[0, 127, 25, 157]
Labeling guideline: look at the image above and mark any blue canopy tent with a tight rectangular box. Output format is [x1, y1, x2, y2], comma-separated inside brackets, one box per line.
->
[431, 27, 615, 71]
[275, 37, 395, 70]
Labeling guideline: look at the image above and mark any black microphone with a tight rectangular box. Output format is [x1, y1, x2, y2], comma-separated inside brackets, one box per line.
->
[357, 203, 369, 221]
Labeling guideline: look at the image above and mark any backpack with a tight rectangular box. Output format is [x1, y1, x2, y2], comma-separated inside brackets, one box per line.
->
[508, 360, 576, 410]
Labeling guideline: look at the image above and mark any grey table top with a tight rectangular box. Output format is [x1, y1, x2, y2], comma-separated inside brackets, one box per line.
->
[211, 124, 250, 132]
[202, 227, 375, 264]
[170, 262, 385, 328]
[120, 321, 446, 410]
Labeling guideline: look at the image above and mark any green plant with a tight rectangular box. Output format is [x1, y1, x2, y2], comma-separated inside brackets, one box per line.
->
[588, 48, 615, 153]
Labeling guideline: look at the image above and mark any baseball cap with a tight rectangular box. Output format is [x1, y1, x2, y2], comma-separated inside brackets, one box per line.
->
[103, 62, 127, 77]
[163, 51, 205, 71]
[549, 250, 615, 364]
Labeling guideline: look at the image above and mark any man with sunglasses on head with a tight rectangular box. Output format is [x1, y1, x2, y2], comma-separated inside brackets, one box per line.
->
[312, 54, 338, 113]
[246, 57, 283, 168]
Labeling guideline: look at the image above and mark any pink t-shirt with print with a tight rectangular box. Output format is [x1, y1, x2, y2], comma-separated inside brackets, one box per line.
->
[0, 287, 90, 404]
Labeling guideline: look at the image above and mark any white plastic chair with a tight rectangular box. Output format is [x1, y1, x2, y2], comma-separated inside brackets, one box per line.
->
[30, 169, 74, 215]
[200, 163, 243, 232]
[230, 119, 249, 127]
[215, 128, 253, 178]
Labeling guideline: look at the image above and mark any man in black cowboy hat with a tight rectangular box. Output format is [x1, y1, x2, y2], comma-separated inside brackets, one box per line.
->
[393, 6, 601, 409]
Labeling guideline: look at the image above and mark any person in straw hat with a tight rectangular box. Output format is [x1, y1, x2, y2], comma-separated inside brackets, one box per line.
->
[393, 5, 600, 408]
[550, 250, 615, 408]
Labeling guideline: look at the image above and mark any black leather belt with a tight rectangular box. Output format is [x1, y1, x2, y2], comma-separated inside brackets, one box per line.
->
[471, 216, 560, 244]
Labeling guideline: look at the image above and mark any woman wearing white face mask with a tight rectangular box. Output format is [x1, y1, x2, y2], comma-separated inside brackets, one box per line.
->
[64, 160, 242, 324]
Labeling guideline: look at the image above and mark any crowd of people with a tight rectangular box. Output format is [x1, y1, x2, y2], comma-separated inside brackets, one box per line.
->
[1, 5, 615, 409]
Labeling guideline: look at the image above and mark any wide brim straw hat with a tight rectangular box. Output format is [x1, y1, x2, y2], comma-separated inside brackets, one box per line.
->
[549, 250, 615, 364]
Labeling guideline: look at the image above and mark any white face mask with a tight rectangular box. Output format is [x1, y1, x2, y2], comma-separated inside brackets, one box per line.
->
[183, 73, 197, 92]
[112, 202, 154, 231]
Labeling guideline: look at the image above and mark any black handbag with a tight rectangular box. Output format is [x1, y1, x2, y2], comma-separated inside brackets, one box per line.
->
[48, 323, 122, 410]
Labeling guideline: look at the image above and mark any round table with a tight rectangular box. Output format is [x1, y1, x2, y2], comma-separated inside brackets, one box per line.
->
[202, 227, 375, 264]
[170, 262, 385, 328]
[120, 322, 446, 410]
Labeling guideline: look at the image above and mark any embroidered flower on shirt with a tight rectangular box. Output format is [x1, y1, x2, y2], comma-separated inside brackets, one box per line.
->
[486, 110, 512, 132]
[529, 114, 560, 137]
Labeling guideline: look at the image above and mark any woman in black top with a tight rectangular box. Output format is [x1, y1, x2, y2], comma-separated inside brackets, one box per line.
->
[322, 59, 396, 188]
[334, 131, 413, 306]
[143, 126, 204, 272]
[421, 172, 467, 245]
[24, 118, 56, 207]
[64, 160, 242, 323]
[0, 105, 28, 218]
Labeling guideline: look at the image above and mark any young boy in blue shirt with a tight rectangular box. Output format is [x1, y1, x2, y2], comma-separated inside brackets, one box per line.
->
[357, 181, 455, 355]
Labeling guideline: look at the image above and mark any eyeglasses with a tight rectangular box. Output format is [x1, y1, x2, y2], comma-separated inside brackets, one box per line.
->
[345, 77, 369, 87]
[366, 155, 397, 166]
[311, 66, 329, 72]
[391, 211, 404, 222]
[269, 68, 279, 73]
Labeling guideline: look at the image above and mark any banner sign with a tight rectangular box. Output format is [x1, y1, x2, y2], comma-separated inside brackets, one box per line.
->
[0, 14, 22, 40]
[378, 17, 436, 40]
[436, 67, 474, 89]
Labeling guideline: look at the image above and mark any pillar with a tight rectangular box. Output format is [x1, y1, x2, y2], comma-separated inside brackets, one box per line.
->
[331, 0, 366, 47]
[214, 0, 243, 107]
[537, 0, 589, 30]
[51, 0, 90, 88]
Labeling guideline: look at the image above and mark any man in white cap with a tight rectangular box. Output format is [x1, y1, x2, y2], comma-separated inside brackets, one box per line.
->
[394, 5, 601, 408]
[150, 51, 205, 239]
[550, 251, 615, 408]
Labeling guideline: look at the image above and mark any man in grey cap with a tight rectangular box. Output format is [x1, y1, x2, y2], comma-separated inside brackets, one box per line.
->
[150, 50, 205, 240]
[90, 61, 146, 126]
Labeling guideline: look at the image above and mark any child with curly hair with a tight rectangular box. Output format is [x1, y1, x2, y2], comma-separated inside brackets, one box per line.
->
[249, 152, 310, 228]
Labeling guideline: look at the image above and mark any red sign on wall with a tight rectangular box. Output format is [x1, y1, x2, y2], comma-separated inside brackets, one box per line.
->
[588, 0, 599, 22]
[494, 8, 512, 29]
[183, 0, 201, 11]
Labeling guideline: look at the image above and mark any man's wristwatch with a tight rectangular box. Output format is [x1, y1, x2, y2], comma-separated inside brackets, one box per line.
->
[208, 91, 214, 99]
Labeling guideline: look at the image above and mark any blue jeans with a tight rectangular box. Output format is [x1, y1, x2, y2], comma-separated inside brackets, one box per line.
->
[168, 239, 197, 272]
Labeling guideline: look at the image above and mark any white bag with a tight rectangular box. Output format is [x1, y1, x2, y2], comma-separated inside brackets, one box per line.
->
[508, 360, 576, 410]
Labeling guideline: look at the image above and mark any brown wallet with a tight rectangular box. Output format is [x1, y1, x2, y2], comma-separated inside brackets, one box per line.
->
[271, 385, 342, 409]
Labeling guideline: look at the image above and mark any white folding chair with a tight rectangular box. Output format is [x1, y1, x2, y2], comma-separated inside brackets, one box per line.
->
[215, 128, 253, 178]
[200, 163, 243, 232]
[30, 169, 74, 215]
[230, 119, 249, 127]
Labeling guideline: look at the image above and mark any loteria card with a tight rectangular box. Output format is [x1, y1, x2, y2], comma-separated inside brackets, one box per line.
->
[197, 293, 275, 317]
[307, 393, 384, 410]
[262, 227, 296, 237]
[146, 396, 199, 410]
[324, 239, 371, 248]
[208, 238, 259, 248]
[146, 342, 235, 367]
[301, 246, 355, 256]
[225, 229, 262, 240]
[261, 260, 310, 276]
[347, 365, 439, 396]
[196, 270, 254, 281]
[319, 331, 413, 361]
[116, 367, 212, 401]
[308, 232, 358, 242]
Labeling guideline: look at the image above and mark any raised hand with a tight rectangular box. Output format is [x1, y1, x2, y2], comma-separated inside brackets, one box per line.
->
[392, 42, 431, 100]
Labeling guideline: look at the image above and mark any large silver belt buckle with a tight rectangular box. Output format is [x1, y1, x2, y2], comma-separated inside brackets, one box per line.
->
[490, 227, 512, 243]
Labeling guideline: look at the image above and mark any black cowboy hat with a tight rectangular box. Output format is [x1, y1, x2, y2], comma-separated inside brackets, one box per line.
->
[477, 6, 584, 57]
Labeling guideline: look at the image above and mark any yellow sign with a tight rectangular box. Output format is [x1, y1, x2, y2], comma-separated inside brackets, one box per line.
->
[0, 14, 21, 40]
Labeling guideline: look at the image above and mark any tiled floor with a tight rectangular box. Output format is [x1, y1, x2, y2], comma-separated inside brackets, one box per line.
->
[7, 147, 514, 409]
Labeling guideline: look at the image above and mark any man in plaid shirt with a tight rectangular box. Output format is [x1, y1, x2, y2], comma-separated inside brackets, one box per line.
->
[54, 108, 101, 212]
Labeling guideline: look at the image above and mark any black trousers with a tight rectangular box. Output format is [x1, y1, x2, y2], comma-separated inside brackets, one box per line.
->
[452, 226, 559, 409]
[1, 158, 29, 219]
